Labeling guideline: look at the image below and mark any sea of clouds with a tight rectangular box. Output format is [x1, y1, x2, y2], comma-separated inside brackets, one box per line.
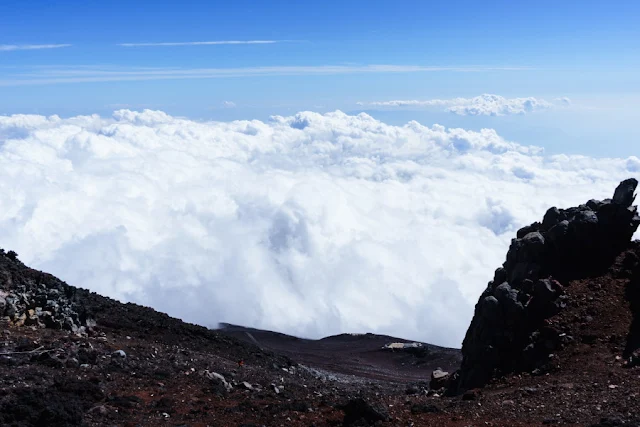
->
[0, 109, 638, 347]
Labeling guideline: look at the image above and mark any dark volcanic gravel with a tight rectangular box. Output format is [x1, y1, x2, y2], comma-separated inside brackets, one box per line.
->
[1, 237, 640, 425]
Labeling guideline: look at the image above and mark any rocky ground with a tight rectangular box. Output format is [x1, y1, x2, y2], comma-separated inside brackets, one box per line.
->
[218, 323, 461, 384]
[1, 180, 639, 427]
[0, 247, 462, 427]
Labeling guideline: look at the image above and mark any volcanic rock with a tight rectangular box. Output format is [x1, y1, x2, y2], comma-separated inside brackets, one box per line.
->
[205, 370, 233, 395]
[0, 250, 95, 335]
[612, 178, 638, 207]
[451, 179, 640, 394]
[340, 397, 390, 426]
[429, 369, 450, 390]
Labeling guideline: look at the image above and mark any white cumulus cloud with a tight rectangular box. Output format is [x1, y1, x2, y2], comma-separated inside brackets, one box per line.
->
[360, 94, 570, 116]
[0, 110, 636, 347]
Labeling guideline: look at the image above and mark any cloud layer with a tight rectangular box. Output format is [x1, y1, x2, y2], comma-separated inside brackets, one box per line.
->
[360, 94, 568, 116]
[0, 110, 636, 347]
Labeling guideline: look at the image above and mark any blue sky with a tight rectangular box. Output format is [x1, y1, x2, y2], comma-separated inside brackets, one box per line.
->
[1, 0, 639, 156]
[1, 0, 640, 345]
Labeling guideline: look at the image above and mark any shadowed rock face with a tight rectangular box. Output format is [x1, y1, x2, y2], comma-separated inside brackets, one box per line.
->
[450, 178, 640, 394]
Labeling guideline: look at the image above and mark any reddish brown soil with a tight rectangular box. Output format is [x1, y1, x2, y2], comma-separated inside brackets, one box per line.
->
[1, 241, 640, 426]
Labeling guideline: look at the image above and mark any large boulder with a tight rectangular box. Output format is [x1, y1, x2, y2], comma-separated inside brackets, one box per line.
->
[204, 370, 233, 396]
[340, 398, 389, 426]
[449, 179, 639, 394]
[613, 178, 638, 207]
[429, 368, 450, 390]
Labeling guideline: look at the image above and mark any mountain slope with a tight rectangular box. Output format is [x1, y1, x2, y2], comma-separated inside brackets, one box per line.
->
[218, 323, 461, 383]
[0, 249, 454, 426]
[1, 179, 639, 426]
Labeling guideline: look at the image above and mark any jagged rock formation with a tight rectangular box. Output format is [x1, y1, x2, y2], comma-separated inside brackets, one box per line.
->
[450, 178, 640, 393]
[0, 249, 94, 334]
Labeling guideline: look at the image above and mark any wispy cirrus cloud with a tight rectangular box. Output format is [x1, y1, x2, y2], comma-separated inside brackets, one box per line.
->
[358, 99, 453, 107]
[358, 94, 570, 116]
[0, 44, 72, 52]
[0, 65, 531, 87]
[118, 40, 279, 47]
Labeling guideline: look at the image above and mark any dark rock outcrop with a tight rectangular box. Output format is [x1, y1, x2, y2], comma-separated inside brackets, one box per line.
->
[340, 398, 389, 426]
[429, 368, 450, 390]
[450, 179, 640, 394]
[0, 249, 94, 334]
